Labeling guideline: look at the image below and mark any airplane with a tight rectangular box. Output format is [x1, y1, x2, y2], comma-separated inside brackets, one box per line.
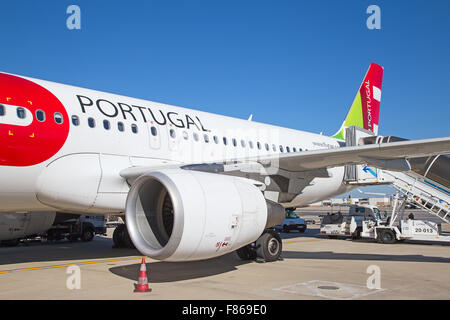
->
[0, 63, 449, 261]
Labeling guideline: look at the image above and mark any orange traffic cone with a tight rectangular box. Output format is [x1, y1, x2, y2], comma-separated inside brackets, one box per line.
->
[134, 257, 152, 293]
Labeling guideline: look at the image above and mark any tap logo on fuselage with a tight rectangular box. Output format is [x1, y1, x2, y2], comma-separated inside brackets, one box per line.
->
[0, 73, 69, 167]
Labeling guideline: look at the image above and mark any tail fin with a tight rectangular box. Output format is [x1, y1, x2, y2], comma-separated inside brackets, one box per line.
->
[333, 63, 384, 140]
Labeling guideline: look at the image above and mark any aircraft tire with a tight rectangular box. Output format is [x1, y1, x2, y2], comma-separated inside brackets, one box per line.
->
[256, 230, 282, 262]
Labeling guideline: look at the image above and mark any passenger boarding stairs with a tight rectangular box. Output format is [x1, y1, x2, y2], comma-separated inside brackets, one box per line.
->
[341, 126, 450, 224]
[382, 170, 450, 224]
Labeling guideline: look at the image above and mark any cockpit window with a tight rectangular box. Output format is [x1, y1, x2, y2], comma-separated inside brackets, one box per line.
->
[54, 112, 63, 124]
[17, 107, 26, 119]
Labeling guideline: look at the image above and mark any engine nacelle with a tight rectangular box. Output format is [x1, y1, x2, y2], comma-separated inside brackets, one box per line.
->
[125, 169, 284, 261]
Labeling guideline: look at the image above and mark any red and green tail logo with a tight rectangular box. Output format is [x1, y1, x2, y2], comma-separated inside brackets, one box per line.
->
[333, 63, 384, 140]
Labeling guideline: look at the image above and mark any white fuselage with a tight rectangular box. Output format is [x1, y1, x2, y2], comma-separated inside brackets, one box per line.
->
[0, 73, 352, 214]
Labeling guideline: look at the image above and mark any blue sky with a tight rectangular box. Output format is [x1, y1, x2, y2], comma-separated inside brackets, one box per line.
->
[1, 0, 449, 197]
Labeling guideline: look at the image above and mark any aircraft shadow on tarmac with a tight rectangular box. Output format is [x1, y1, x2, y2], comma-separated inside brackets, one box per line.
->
[0, 237, 141, 265]
[109, 253, 250, 283]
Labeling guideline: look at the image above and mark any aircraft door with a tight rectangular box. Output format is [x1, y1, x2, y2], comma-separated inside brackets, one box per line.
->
[148, 124, 161, 150]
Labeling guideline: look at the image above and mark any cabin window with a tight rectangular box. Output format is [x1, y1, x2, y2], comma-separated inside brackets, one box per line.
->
[213, 135, 219, 144]
[204, 134, 209, 143]
[265, 143, 269, 151]
[257, 142, 261, 150]
[241, 140, 246, 148]
[286, 146, 290, 153]
[150, 126, 157, 136]
[279, 145, 284, 153]
[17, 107, 26, 119]
[54, 112, 63, 124]
[36, 110, 45, 122]
[131, 124, 138, 134]
[88, 117, 95, 128]
[0, 104, 4, 116]
[170, 129, 176, 139]
[118, 122, 124, 132]
[223, 137, 228, 145]
[183, 131, 188, 140]
[232, 138, 237, 147]
[103, 120, 110, 130]
[248, 141, 254, 149]
[71, 115, 80, 126]
[193, 132, 199, 141]
[293, 147, 297, 152]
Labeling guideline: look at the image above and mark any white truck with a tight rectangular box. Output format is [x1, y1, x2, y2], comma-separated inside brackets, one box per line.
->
[361, 194, 450, 244]
[0, 212, 107, 246]
[320, 204, 382, 239]
[46, 213, 107, 242]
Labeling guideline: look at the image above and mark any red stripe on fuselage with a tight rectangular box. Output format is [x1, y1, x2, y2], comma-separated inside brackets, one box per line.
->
[0, 73, 69, 166]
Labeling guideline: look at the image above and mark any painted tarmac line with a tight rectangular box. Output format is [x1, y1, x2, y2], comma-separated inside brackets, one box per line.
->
[0, 256, 143, 274]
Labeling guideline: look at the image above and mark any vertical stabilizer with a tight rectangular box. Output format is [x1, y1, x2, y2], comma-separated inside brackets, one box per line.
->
[333, 63, 384, 140]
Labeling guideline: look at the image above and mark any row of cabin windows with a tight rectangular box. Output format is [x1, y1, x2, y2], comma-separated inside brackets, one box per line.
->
[163, 128, 305, 153]
[71, 115, 138, 134]
[0, 104, 303, 152]
[72, 115, 307, 153]
[0, 105, 64, 124]
[0, 104, 307, 152]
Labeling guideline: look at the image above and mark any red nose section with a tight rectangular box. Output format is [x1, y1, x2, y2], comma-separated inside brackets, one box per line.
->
[0, 73, 69, 166]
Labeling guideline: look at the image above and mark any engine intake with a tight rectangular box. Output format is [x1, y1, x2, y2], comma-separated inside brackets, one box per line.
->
[126, 169, 284, 262]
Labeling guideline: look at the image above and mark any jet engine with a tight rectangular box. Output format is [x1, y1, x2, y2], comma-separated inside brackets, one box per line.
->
[125, 169, 285, 261]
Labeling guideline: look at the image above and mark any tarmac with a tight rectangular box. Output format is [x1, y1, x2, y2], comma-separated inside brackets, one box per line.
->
[0, 214, 449, 300]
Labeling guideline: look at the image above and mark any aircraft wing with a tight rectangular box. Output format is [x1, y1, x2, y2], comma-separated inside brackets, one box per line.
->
[120, 137, 450, 181]
[254, 137, 450, 173]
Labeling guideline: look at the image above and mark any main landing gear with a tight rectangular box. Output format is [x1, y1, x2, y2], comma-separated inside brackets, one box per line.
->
[236, 229, 283, 263]
[112, 224, 135, 249]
